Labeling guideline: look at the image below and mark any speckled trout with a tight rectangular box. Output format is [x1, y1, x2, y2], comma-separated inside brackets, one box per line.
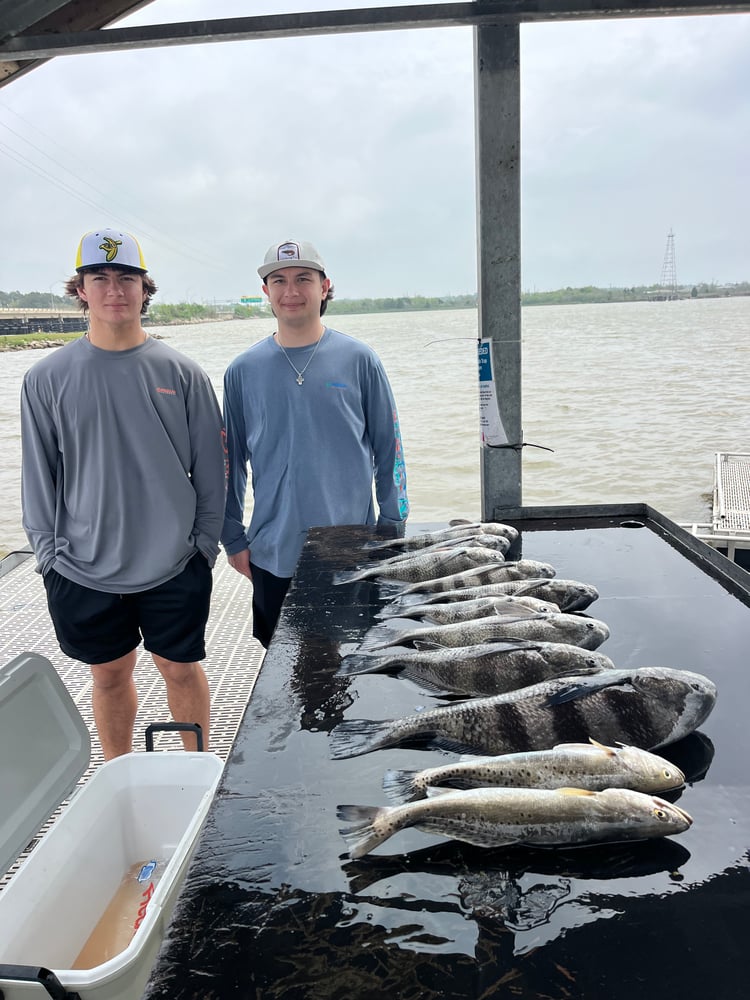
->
[338, 786, 693, 858]
[382, 739, 686, 804]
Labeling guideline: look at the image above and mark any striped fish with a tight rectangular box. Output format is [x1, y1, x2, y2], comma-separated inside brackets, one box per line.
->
[338, 639, 615, 696]
[328, 667, 717, 759]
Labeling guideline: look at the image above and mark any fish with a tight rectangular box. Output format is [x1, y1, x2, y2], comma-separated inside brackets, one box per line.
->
[377, 595, 560, 624]
[328, 666, 717, 759]
[382, 738, 686, 804]
[332, 545, 508, 585]
[338, 786, 693, 858]
[358, 612, 611, 652]
[365, 520, 519, 551]
[338, 639, 615, 696]
[383, 561, 558, 597]
[379, 533, 512, 562]
[393, 577, 599, 613]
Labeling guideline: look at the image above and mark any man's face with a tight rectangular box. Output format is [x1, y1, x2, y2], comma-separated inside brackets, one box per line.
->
[78, 268, 146, 323]
[262, 267, 329, 325]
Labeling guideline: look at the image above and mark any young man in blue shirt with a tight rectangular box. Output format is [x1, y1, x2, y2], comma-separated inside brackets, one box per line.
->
[221, 239, 409, 647]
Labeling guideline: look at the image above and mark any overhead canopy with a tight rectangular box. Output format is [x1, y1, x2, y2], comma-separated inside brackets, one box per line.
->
[2, 1, 750, 89]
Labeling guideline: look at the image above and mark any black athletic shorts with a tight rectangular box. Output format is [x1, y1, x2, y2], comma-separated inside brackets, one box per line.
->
[249, 562, 292, 649]
[43, 552, 213, 665]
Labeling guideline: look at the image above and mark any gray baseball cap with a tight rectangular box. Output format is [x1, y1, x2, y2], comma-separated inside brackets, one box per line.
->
[258, 240, 326, 280]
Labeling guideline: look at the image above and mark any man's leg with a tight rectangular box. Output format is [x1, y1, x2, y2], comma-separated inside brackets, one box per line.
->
[90, 649, 139, 760]
[250, 562, 293, 648]
[151, 655, 210, 751]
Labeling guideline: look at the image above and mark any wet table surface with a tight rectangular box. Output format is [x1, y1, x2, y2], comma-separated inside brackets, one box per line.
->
[143, 518, 750, 1000]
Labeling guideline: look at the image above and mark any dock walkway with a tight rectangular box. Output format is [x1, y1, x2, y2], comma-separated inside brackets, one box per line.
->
[0, 552, 265, 889]
[686, 451, 750, 562]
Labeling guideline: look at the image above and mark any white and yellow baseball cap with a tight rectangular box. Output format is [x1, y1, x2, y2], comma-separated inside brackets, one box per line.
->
[75, 228, 148, 273]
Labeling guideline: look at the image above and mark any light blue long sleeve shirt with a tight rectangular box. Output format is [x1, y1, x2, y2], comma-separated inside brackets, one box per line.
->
[221, 327, 409, 578]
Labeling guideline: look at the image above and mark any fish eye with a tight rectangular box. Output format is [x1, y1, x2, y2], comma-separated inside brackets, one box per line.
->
[654, 808, 667, 820]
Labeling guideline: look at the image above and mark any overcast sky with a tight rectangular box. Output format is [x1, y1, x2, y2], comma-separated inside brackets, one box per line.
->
[1, 1, 748, 303]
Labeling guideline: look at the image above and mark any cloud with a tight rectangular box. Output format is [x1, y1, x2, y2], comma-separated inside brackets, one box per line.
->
[1, 2, 748, 301]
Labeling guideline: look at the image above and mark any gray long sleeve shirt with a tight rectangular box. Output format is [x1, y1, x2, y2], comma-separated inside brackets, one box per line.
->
[21, 335, 227, 593]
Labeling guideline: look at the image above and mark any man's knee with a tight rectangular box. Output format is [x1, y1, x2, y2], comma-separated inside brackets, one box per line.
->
[90, 652, 137, 689]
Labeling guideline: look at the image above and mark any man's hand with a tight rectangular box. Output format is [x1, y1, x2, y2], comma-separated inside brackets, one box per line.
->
[227, 548, 252, 580]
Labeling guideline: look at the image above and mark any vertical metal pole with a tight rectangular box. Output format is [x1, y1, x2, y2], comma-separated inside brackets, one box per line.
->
[474, 21, 522, 519]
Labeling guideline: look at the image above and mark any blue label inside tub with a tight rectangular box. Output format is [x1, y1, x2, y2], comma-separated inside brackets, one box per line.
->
[137, 860, 158, 882]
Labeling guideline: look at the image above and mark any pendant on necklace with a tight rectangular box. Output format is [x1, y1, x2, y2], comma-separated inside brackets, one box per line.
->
[296, 374, 304, 386]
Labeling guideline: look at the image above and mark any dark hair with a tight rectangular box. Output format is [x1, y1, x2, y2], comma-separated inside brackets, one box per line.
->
[65, 267, 158, 316]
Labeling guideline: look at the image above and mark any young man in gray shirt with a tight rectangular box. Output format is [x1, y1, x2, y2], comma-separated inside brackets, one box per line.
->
[21, 228, 227, 759]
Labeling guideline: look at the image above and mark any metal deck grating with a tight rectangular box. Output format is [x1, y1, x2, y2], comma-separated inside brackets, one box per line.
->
[0, 553, 265, 890]
[714, 452, 750, 533]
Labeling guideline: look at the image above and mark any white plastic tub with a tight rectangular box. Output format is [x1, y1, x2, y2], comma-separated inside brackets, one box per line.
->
[0, 653, 224, 1000]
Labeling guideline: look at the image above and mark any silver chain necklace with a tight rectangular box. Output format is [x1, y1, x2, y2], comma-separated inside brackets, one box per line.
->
[276, 330, 325, 386]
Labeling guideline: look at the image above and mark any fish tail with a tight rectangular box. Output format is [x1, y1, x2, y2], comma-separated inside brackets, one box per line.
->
[373, 579, 410, 599]
[387, 591, 429, 609]
[332, 567, 371, 585]
[357, 624, 407, 652]
[337, 805, 393, 859]
[337, 653, 386, 676]
[382, 768, 423, 804]
[329, 719, 395, 759]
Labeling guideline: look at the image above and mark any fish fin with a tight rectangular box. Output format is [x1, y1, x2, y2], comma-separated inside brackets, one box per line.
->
[329, 720, 396, 759]
[337, 805, 391, 859]
[588, 737, 618, 755]
[543, 674, 631, 707]
[424, 785, 461, 799]
[484, 638, 546, 651]
[396, 667, 453, 696]
[489, 611, 551, 625]
[412, 639, 450, 651]
[490, 605, 547, 620]
[508, 579, 555, 596]
[382, 769, 422, 804]
[426, 736, 488, 755]
[557, 787, 597, 797]
[448, 518, 473, 527]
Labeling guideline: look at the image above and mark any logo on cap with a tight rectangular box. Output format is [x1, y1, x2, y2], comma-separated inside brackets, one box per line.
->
[277, 242, 301, 261]
[99, 236, 123, 262]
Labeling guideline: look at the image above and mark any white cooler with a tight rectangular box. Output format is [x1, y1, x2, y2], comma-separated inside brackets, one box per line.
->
[0, 652, 224, 1000]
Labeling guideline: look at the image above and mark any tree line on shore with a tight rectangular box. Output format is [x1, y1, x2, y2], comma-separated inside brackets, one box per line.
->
[2, 281, 748, 322]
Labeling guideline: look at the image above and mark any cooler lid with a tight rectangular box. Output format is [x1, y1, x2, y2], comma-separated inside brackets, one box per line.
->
[0, 652, 90, 878]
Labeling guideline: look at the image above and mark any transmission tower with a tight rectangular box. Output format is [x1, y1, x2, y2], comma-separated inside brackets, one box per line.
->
[659, 229, 678, 298]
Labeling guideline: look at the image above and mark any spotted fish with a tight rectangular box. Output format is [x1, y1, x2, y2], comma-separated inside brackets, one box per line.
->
[382, 738, 686, 804]
[338, 786, 693, 858]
